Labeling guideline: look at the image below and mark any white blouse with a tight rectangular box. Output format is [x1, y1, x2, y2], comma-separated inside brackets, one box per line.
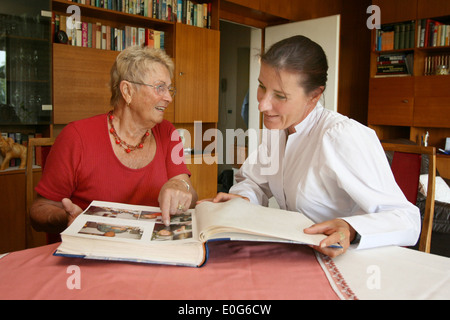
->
[230, 103, 421, 250]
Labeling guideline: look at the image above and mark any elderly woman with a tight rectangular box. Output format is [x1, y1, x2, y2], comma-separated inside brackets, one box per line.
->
[207, 36, 421, 258]
[31, 46, 197, 232]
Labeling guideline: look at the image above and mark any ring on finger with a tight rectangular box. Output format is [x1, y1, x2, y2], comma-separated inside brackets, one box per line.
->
[177, 204, 185, 211]
[338, 231, 346, 242]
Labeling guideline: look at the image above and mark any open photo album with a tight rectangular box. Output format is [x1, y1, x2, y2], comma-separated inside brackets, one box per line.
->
[54, 198, 332, 267]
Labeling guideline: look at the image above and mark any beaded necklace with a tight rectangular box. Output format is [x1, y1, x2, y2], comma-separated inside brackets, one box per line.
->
[108, 111, 150, 153]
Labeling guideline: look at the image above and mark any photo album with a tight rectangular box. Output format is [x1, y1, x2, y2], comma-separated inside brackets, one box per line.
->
[54, 198, 331, 267]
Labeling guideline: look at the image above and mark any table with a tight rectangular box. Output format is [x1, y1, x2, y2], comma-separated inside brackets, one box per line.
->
[0, 241, 345, 300]
[0, 241, 449, 300]
[332, 245, 450, 300]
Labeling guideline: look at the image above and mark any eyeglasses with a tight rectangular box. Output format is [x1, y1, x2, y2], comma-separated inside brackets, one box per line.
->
[127, 80, 177, 98]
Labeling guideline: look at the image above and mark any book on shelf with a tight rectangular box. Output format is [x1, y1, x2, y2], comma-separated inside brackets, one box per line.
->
[54, 198, 336, 267]
[375, 53, 414, 77]
[424, 54, 450, 75]
[53, 14, 165, 50]
[64, 0, 212, 29]
[375, 21, 415, 51]
[418, 18, 450, 48]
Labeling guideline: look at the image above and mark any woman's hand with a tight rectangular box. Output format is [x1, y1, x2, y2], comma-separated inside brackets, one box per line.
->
[304, 219, 356, 258]
[158, 176, 196, 226]
[30, 196, 82, 233]
[197, 192, 250, 204]
[62, 198, 83, 226]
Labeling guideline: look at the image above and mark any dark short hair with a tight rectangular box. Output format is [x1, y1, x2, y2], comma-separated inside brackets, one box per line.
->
[260, 35, 328, 95]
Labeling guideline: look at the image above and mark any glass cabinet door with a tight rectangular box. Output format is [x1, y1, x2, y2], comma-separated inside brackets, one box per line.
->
[0, 0, 51, 125]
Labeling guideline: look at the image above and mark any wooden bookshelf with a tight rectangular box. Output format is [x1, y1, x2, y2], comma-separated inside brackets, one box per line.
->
[52, 0, 175, 31]
[0, 0, 222, 253]
[50, 0, 220, 199]
[51, 0, 219, 124]
[369, 0, 450, 178]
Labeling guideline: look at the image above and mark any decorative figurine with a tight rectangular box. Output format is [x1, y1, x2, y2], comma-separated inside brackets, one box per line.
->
[0, 134, 27, 170]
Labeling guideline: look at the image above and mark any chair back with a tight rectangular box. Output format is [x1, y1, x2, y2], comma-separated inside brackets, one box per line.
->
[382, 143, 436, 253]
[391, 152, 422, 203]
[25, 137, 57, 247]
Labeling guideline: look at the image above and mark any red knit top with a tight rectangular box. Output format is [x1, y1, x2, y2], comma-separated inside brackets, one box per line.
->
[36, 114, 190, 210]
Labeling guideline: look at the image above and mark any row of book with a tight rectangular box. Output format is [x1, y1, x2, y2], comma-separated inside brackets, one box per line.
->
[66, 0, 213, 29]
[375, 19, 450, 51]
[424, 54, 450, 76]
[417, 18, 450, 48]
[0, 132, 44, 169]
[376, 53, 450, 77]
[375, 21, 415, 51]
[376, 53, 413, 77]
[55, 14, 165, 50]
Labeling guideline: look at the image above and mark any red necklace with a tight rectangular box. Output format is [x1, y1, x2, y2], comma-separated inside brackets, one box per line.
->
[108, 111, 150, 153]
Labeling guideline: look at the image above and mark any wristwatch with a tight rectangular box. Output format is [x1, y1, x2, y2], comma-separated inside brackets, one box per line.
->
[351, 232, 361, 245]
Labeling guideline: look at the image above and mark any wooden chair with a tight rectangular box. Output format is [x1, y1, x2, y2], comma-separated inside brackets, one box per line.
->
[25, 137, 57, 247]
[382, 143, 436, 253]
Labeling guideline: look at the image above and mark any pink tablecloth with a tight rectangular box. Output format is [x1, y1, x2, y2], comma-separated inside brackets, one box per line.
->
[0, 241, 354, 300]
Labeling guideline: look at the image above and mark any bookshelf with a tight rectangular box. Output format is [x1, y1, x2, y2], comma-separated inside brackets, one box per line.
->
[51, 0, 220, 197]
[0, 0, 221, 253]
[51, 0, 220, 201]
[369, 0, 450, 178]
[51, 0, 219, 124]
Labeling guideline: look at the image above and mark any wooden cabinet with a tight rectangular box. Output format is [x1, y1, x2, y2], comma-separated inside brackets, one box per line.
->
[417, 0, 450, 19]
[52, 2, 220, 126]
[0, 171, 26, 253]
[174, 23, 220, 123]
[219, 0, 289, 29]
[414, 76, 450, 128]
[53, 44, 119, 124]
[368, 77, 414, 126]
[368, 0, 450, 178]
[372, 0, 417, 24]
[0, 0, 54, 253]
[51, 0, 176, 123]
[1, 0, 222, 252]
[0, 170, 44, 254]
[186, 154, 218, 200]
[50, 1, 221, 196]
